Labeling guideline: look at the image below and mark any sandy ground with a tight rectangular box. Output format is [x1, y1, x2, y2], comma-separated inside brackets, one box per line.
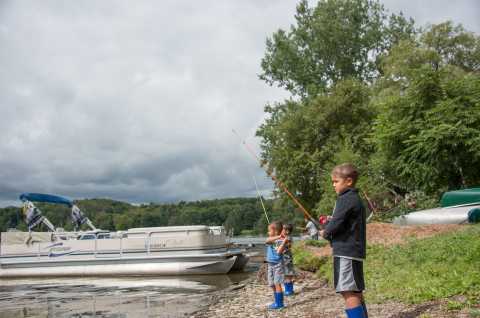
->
[193, 223, 475, 318]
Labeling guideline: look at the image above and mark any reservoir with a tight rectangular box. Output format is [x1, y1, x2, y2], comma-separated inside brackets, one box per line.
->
[0, 239, 265, 318]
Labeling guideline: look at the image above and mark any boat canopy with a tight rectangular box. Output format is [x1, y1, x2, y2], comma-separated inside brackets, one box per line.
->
[20, 193, 73, 206]
[19, 193, 96, 231]
[440, 188, 480, 207]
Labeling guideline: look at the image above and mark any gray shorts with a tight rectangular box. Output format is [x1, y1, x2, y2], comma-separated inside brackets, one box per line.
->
[283, 253, 296, 277]
[333, 256, 365, 293]
[267, 262, 285, 286]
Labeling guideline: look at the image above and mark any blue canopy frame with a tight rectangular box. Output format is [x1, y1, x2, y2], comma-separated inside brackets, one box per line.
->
[19, 193, 73, 207]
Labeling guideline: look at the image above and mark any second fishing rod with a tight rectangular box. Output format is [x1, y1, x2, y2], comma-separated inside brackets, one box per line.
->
[232, 130, 320, 228]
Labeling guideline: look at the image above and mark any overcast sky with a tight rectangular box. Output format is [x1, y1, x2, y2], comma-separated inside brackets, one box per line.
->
[0, 1, 478, 207]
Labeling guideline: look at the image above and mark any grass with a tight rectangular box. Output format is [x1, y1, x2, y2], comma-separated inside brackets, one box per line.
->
[470, 308, 480, 317]
[304, 239, 328, 248]
[310, 224, 480, 305]
[291, 242, 328, 272]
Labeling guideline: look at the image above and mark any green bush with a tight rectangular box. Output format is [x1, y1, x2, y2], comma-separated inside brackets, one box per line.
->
[371, 191, 439, 223]
[292, 243, 327, 272]
[304, 239, 328, 248]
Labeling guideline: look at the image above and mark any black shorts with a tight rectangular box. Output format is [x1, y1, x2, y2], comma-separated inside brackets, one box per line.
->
[333, 256, 365, 293]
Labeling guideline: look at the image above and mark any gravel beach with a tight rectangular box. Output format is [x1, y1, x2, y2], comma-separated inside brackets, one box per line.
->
[192, 271, 472, 318]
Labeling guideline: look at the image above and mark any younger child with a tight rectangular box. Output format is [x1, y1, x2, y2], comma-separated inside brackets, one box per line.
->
[281, 223, 296, 296]
[320, 163, 368, 318]
[265, 221, 288, 310]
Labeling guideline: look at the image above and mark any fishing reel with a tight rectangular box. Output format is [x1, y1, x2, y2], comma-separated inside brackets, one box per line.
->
[317, 215, 330, 230]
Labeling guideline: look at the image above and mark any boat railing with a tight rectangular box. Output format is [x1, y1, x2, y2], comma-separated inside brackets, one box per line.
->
[101, 228, 225, 258]
[0, 227, 227, 259]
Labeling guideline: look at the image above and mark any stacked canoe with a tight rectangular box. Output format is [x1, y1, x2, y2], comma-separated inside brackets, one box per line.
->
[393, 188, 480, 225]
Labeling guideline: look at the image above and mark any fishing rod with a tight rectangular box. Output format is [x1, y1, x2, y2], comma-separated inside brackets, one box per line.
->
[252, 175, 270, 224]
[232, 129, 319, 227]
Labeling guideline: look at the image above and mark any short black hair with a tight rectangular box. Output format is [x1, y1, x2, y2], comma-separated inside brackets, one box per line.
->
[283, 223, 294, 234]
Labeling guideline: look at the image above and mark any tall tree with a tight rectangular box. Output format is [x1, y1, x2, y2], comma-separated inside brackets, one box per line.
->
[260, 0, 415, 99]
[257, 79, 374, 211]
[371, 22, 480, 194]
[257, 0, 415, 212]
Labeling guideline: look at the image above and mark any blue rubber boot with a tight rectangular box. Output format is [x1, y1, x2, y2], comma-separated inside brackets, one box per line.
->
[345, 305, 366, 318]
[284, 282, 294, 296]
[268, 292, 284, 310]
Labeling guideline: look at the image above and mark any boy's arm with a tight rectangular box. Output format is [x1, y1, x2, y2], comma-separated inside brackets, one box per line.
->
[322, 198, 353, 239]
[276, 239, 288, 254]
[265, 235, 281, 244]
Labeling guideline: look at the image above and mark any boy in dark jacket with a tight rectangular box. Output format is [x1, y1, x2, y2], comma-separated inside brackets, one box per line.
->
[320, 163, 368, 318]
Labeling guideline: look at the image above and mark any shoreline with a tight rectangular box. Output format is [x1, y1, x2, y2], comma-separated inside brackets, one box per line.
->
[192, 270, 470, 318]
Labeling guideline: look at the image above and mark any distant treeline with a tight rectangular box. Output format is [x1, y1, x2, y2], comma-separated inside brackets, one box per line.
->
[0, 197, 305, 235]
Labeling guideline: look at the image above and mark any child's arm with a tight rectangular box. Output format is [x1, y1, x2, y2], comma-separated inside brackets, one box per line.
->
[265, 235, 281, 244]
[276, 237, 289, 254]
[322, 198, 353, 239]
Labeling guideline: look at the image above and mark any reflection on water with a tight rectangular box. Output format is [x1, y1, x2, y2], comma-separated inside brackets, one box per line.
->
[0, 241, 263, 318]
[0, 274, 249, 318]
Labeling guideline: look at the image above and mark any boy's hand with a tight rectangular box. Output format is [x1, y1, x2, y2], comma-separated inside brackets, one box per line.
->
[319, 215, 328, 225]
[319, 230, 325, 238]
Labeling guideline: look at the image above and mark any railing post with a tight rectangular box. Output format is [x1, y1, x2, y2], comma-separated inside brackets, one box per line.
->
[94, 234, 98, 258]
[119, 235, 123, 258]
[147, 232, 151, 255]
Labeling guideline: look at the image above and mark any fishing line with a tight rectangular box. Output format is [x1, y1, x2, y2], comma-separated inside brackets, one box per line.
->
[232, 129, 319, 227]
[252, 174, 270, 224]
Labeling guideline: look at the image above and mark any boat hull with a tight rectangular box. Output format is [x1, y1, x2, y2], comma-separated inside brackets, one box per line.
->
[0, 255, 237, 278]
[393, 204, 480, 225]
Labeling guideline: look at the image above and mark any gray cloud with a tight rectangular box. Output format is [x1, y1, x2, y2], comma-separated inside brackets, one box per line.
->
[0, 0, 478, 206]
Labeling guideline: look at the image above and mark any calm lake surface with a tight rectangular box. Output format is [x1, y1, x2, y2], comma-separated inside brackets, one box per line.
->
[0, 239, 264, 318]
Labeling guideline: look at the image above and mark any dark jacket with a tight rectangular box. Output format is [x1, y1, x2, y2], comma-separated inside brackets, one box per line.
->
[322, 188, 366, 259]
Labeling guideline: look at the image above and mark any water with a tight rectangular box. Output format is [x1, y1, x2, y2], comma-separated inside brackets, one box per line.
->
[0, 274, 252, 318]
[0, 240, 264, 318]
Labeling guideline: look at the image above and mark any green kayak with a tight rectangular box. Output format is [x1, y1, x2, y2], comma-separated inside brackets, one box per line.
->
[441, 188, 480, 207]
